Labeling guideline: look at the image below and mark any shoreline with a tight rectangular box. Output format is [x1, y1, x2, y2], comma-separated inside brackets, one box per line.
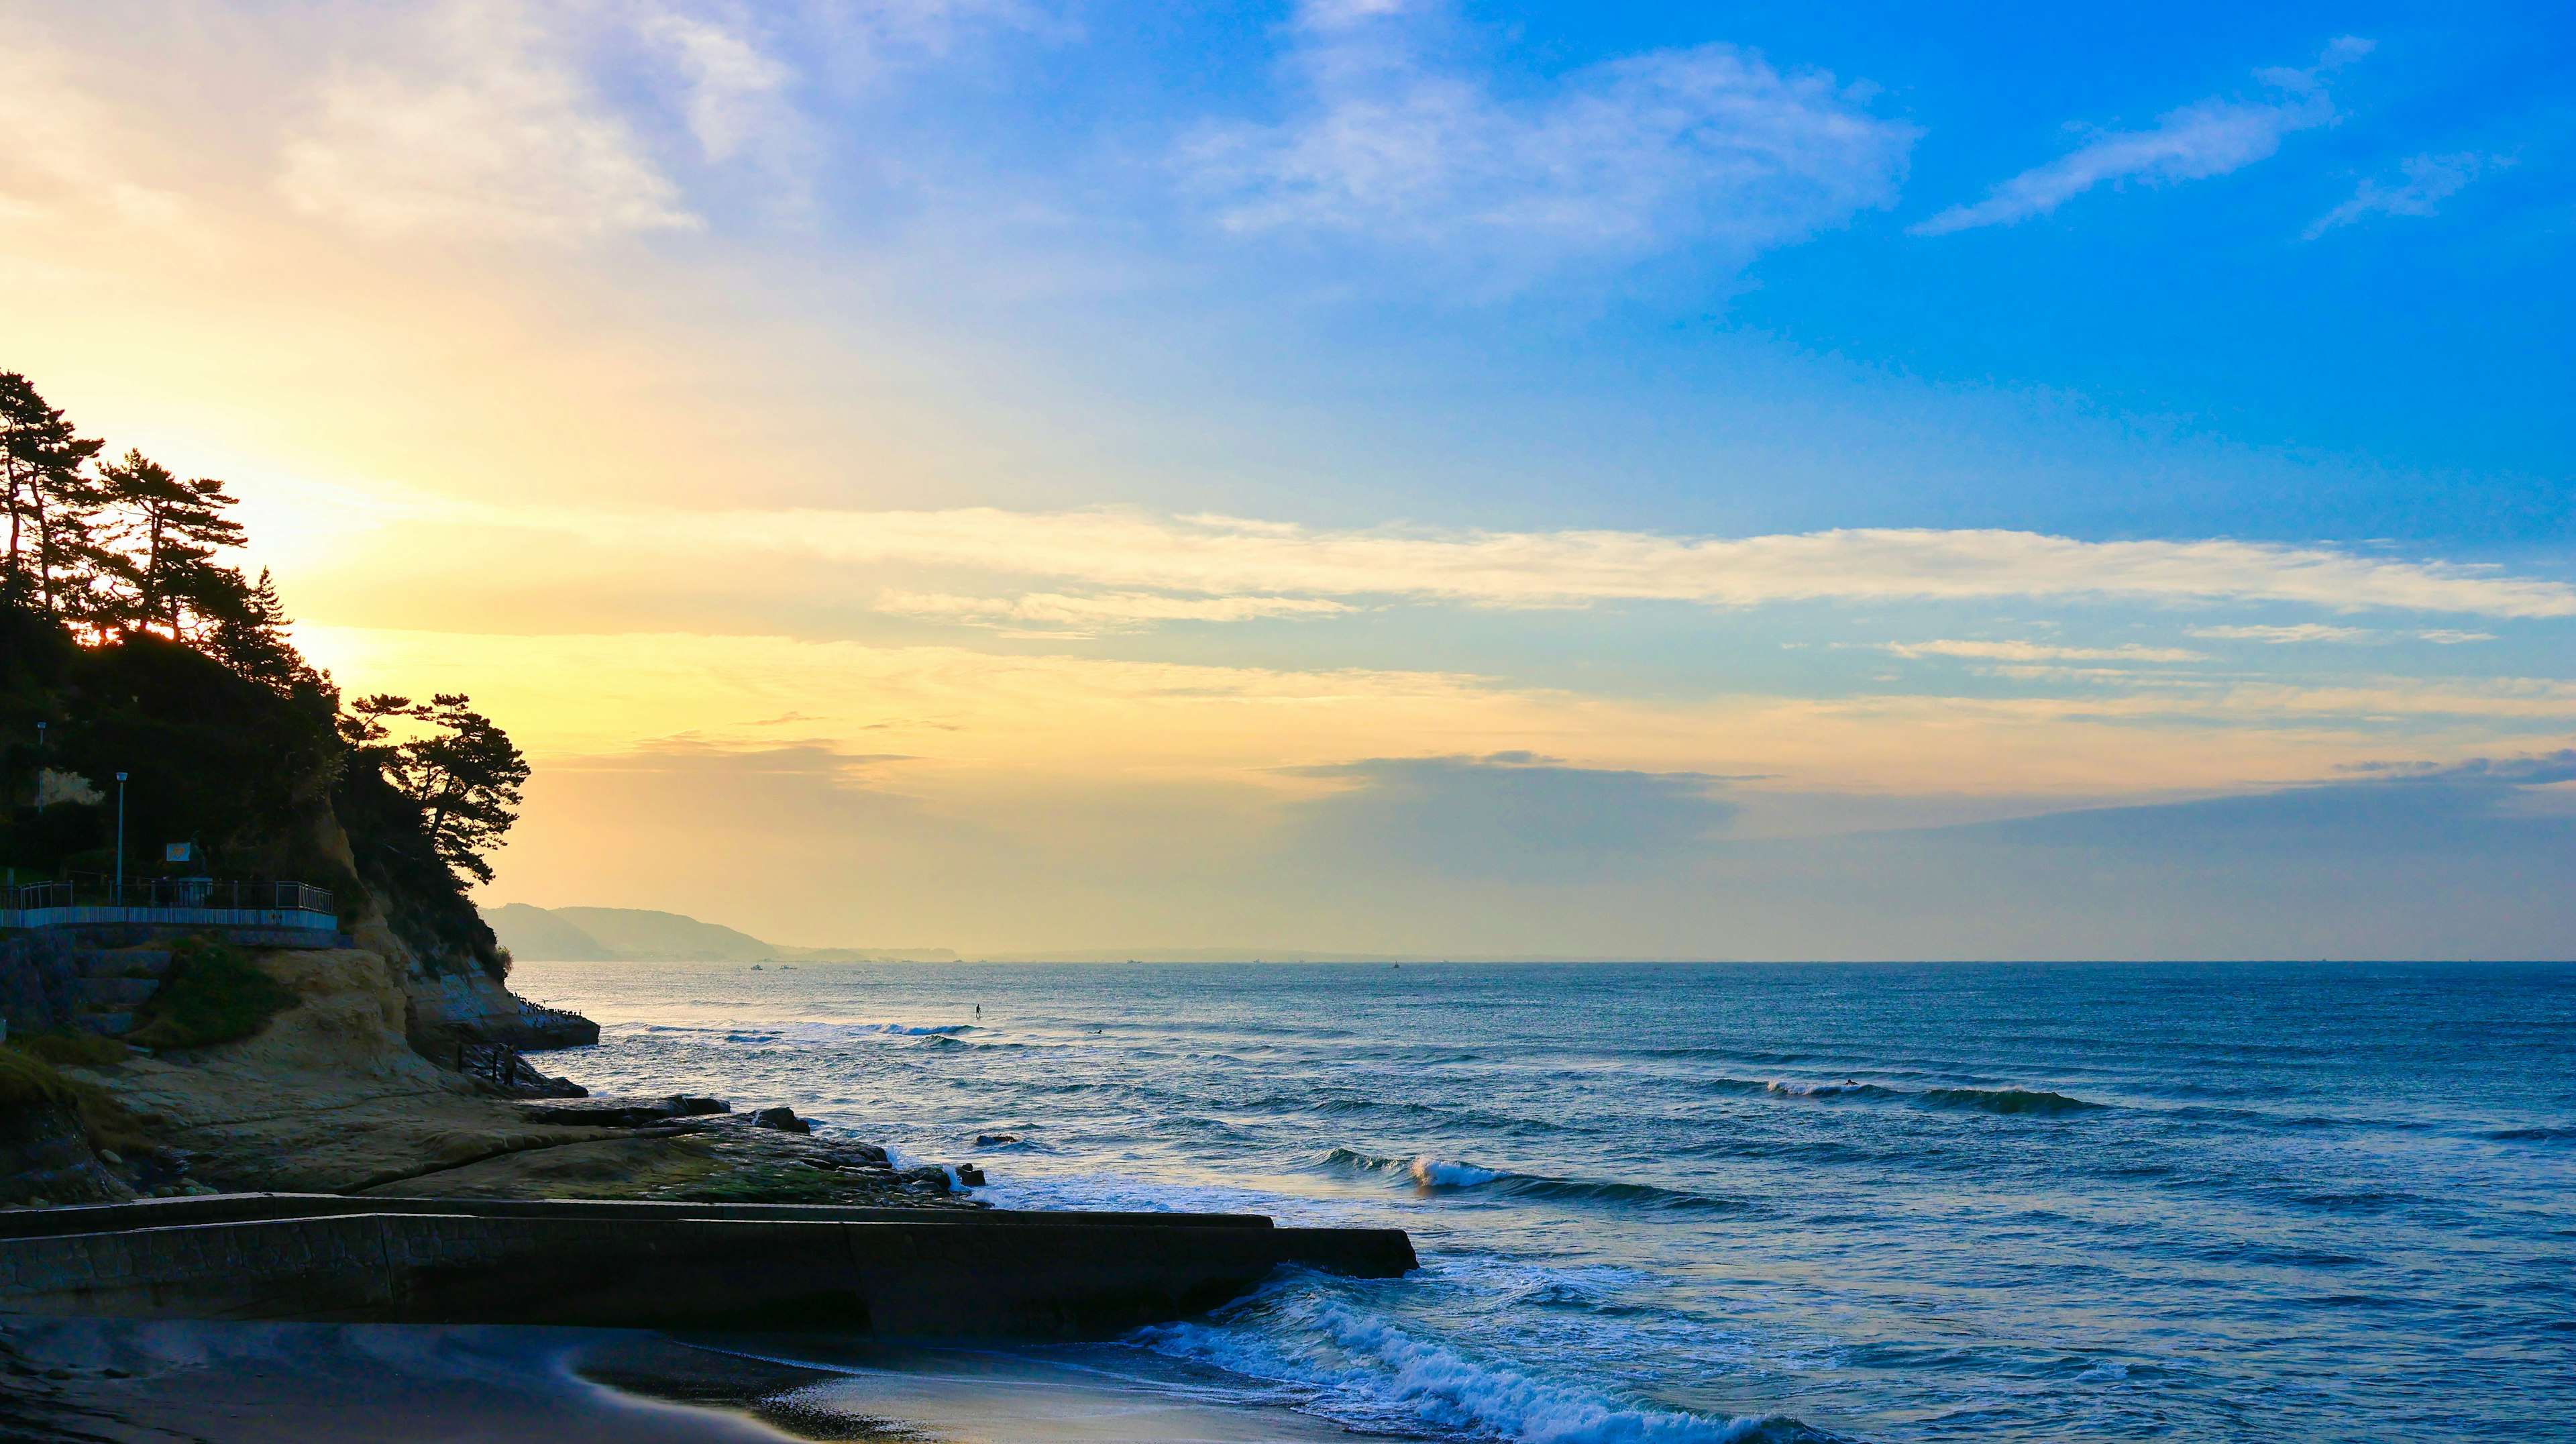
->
[0, 1317, 1393, 1444]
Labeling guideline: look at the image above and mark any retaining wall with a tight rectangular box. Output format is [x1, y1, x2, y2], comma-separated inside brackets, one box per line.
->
[0, 1195, 1416, 1337]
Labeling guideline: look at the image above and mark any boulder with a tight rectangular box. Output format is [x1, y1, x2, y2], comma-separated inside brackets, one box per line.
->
[747, 1107, 810, 1134]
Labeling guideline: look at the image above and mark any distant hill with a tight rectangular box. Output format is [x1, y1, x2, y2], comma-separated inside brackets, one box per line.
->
[482, 903, 621, 960]
[483, 903, 955, 962]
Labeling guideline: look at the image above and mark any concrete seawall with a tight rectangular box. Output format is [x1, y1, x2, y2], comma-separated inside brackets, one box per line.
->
[0, 1195, 1416, 1337]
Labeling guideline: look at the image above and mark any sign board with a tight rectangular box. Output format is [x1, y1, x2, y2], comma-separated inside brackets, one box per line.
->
[164, 842, 193, 863]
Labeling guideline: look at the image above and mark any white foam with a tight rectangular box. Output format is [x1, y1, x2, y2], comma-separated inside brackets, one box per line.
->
[1138, 1288, 1789, 1444]
[1410, 1156, 1505, 1188]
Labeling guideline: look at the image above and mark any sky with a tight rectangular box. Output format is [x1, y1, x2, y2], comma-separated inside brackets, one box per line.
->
[5, 0, 2572, 958]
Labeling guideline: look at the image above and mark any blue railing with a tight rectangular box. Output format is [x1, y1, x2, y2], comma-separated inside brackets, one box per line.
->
[1, 878, 337, 932]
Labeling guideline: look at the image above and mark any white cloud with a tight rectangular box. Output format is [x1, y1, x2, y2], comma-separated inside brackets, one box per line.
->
[639, 6, 800, 164]
[303, 477, 2576, 620]
[1188, 0, 1915, 268]
[1913, 37, 2371, 236]
[877, 589, 1356, 634]
[2192, 623, 2500, 645]
[2304, 152, 2504, 239]
[676, 509, 2576, 618]
[277, 1, 699, 243]
[2192, 623, 2375, 643]
[1882, 640, 2204, 663]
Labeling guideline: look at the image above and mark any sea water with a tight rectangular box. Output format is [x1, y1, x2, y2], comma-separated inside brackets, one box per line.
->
[507, 960, 2576, 1443]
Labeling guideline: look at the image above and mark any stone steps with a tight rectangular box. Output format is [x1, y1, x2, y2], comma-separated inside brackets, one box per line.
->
[64, 949, 173, 1036]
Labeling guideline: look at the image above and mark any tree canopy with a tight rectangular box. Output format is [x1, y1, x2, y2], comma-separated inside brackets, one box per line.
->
[340, 694, 529, 886]
[0, 369, 525, 890]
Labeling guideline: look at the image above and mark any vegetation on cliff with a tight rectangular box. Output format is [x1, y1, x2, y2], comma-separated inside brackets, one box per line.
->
[0, 370, 527, 979]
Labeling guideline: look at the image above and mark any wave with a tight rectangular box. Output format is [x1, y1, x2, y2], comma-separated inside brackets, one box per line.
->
[1761, 1079, 2104, 1116]
[1918, 1086, 2105, 1116]
[1764, 1080, 1904, 1102]
[2485, 1125, 2575, 1143]
[1319, 1149, 1746, 1213]
[1136, 1284, 1831, 1444]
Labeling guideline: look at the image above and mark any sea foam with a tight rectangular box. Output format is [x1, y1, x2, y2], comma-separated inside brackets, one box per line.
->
[1137, 1284, 1824, 1444]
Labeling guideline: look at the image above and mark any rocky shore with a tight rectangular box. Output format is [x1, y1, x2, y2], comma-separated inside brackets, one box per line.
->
[1, 942, 987, 1214]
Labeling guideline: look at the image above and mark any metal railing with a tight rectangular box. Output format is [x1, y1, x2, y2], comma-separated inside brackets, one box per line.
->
[4, 878, 335, 915]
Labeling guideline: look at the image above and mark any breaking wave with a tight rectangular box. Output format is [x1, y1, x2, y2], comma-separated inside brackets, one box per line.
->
[1320, 1149, 1746, 1213]
[1136, 1284, 1832, 1444]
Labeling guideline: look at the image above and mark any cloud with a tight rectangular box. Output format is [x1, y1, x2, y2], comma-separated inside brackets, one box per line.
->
[877, 589, 1356, 635]
[2336, 749, 2576, 786]
[1992, 748, 2576, 851]
[0, 37, 187, 231]
[1281, 753, 1737, 878]
[1913, 36, 2371, 236]
[291, 479, 2576, 620]
[277, 1, 700, 242]
[639, 5, 802, 166]
[649, 508, 2576, 618]
[1187, 0, 1915, 270]
[2304, 152, 2506, 239]
[2191, 622, 2373, 643]
[2192, 623, 2499, 644]
[1882, 639, 2204, 663]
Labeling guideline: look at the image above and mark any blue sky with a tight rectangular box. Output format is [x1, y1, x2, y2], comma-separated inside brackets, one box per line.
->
[5, 0, 2572, 955]
[604, 0, 2576, 544]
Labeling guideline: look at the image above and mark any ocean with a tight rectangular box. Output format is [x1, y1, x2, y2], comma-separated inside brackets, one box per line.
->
[508, 959, 2576, 1443]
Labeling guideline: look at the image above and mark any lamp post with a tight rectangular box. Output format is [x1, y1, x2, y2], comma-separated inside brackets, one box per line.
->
[115, 772, 128, 907]
[33, 722, 44, 815]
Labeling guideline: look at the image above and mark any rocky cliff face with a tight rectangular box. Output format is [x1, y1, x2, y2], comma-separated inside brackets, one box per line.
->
[0, 601, 600, 1206]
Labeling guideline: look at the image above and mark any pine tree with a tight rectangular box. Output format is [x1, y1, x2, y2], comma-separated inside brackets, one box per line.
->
[0, 374, 105, 612]
[341, 693, 528, 884]
[197, 566, 325, 694]
[94, 450, 247, 635]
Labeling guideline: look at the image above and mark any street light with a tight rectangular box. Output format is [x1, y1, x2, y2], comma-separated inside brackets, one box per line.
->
[115, 772, 128, 906]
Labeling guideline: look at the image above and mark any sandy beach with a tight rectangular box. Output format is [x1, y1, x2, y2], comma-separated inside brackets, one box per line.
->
[0, 1317, 1384, 1443]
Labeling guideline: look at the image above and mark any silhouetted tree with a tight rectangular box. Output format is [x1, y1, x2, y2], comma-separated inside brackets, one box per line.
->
[94, 450, 246, 637]
[0, 374, 105, 613]
[341, 692, 527, 885]
[195, 566, 326, 696]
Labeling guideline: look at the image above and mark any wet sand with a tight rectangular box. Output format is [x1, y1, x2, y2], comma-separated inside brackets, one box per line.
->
[0, 1319, 1379, 1443]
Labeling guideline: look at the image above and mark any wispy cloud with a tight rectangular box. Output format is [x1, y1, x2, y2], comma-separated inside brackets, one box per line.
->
[688, 509, 2576, 618]
[299, 488, 2576, 620]
[1187, 0, 1914, 271]
[1882, 640, 2204, 663]
[2191, 622, 2373, 643]
[278, 1, 699, 242]
[0, 36, 187, 231]
[2304, 152, 2506, 239]
[876, 589, 1356, 635]
[640, 5, 802, 166]
[1913, 36, 2371, 236]
[2192, 623, 2499, 644]
[287, 479, 2576, 621]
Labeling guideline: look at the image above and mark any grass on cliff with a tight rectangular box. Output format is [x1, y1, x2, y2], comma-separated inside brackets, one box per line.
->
[0, 1044, 150, 1153]
[14, 1032, 128, 1068]
[129, 938, 299, 1050]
